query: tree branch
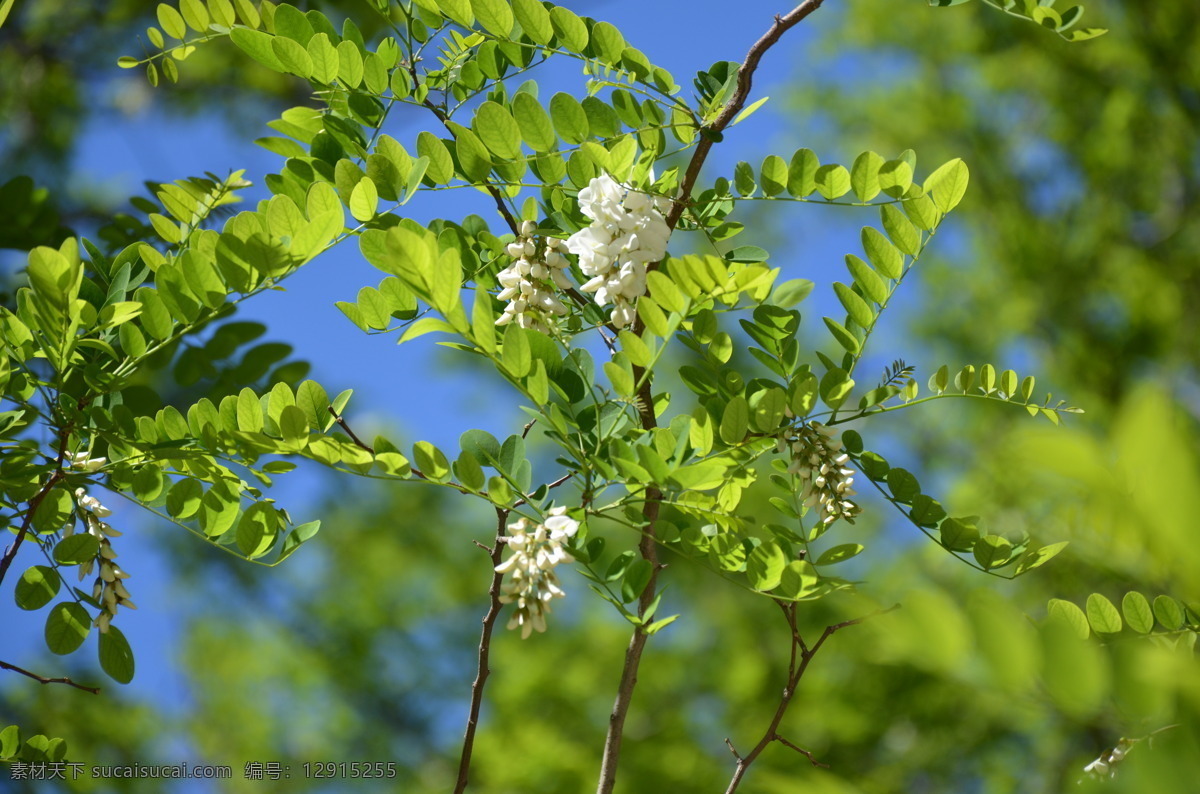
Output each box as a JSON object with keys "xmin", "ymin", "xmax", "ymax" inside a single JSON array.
[
  {"xmin": 664, "ymin": 0, "xmax": 827, "ymax": 233},
  {"xmin": 597, "ymin": 6, "xmax": 827, "ymax": 792},
  {"xmin": 0, "ymin": 659, "xmax": 101, "ymax": 695},
  {"xmin": 454, "ymin": 507, "xmax": 510, "ymax": 794},
  {"xmin": 724, "ymin": 603, "xmax": 898, "ymax": 793},
  {"xmin": 327, "ymin": 405, "xmax": 376, "ymax": 455}
]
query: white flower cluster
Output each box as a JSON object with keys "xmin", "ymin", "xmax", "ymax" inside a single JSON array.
[
  {"xmin": 495, "ymin": 219, "xmax": 572, "ymax": 334},
  {"xmin": 779, "ymin": 422, "xmax": 860, "ymax": 527},
  {"xmin": 566, "ymin": 174, "xmax": 672, "ymax": 329},
  {"xmin": 494, "ymin": 506, "xmax": 580, "ymax": 639},
  {"xmin": 1081, "ymin": 740, "xmax": 1131, "ymax": 781},
  {"xmin": 70, "ymin": 476, "xmax": 135, "ymax": 633}
]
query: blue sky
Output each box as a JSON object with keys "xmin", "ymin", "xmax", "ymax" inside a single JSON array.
[{"xmin": 3, "ymin": 0, "xmax": 952, "ymax": 749}]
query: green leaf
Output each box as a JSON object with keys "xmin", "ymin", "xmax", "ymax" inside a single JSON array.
[
  {"xmin": 589, "ymin": 20, "xmax": 624, "ymax": 66},
  {"xmin": 236, "ymin": 387, "xmax": 264, "ymax": 432},
  {"xmin": 880, "ymin": 203, "xmax": 920, "ymax": 255},
  {"xmin": 749, "ymin": 387, "xmax": 787, "ymax": 432},
  {"xmin": 1121, "ymin": 591, "xmax": 1154, "ymax": 634},
  {"xmin": 924, "ymin": 158, "xmax": 969, "ymax": 212},
  {"xmin": 777, "ymin": 559, "xmax": 820, "ymax": 600},
  {"xmin": 1013, "ymin": 540, "xmax": 1068, "ymax": 574},
  {"xmin": 180, "ymin": 0, "xmax": 210, "ymax": 31},
  {"xmin": 511, "ymin": 92, "xmax": 557, "ymax": 153},
  {"xmin": 771, "ymin": 278, "xmax": 814, "ymax": 308},
  {"xmin": 747, "ymin": 541, "xmax": 787, "ymax": 591},
  {"xmin": 733, "ymin": 161, "xmax": 757, "ymax": 197},
  {"xmin": 1085, "ymin": 593, "xmax": 1122, "ymax": 635},
  {"xmin": 549, "ymin": 92, "xmax": 589, "ymax": 145},
  {"xmin": 814, "ymin": 163, "xmax": 851, "ymax": 199},
  {"xmin": 549, "ymin": 6, "xmax": 588, "ymax": 52},
  {"xmin": 307, "ymin": 33, "xmax": 339, "ymax": 83},
  {"xmin": 470, "ymin": 0, "xmax": 513, "ymax": 36},
  {"xmin": 98, "ymin": 625, "xmax": 135, "ymax": 683},
  {"xmin": 44, "ymin": 602, "xmax": 91, "ymax": 655},
  {"xmin": 412, "ymin": 131, "xmax": 451, "ymax": 184},
  {"xmin": 886, "ymin": 467, "xmax": 920, "ymax": 504},
  {"xmin": 850, "ymin": 150, "xmax": 883, "ymax": 201},
  {"xmin": 719, "ymin": 396, "xmax": 749, "ymax": 445},
  {"xmin": 349, "ymin": 176, "xmax": 379, "ymax": 222},
  {"xmin": 156, "ymin": 3, "xmax": 187, "ymax": 40},
  {"xmin": 512, "ymin": 0, "xmax": 552, "ymax": 44},
  {"xmin": 878, "ymin": 158, "xmax": 914, "ymax": 198},
  {"xmin": 733, "ymin": 96, "xmax": 769, "ymax": 125},
  {"xmin": 1, "ymin": 724, "xmax": 19, "ymax": 758},
  {"xmin": 1153, "ymin": 595, "xmax": 1185, "ymax": 630},
  {"xmin": 760, "ymin": 154, "xmax": 788, "ymax": 197},
  {"xmin": 502, "ymin": 322, "xmax": 530, "ymax": 377},
  {"xmin": 1047, "ymin": 598, "xmax": 1091, "ymax": 640},
  {"xmin": 236, "ymin": 503, "xmax": 278, "ymax": 558},
  {"xmin": 787, "ymin": 148, "xmax": 819, "ymax": 197},
  {"xmin": 32, "ymin": 487, "xmax": 73, "ymax": 534},
  {"xmin": 845, "ymin": 255, "xmax": 887, "ymax": 304},
  {"xmin": 473, "ymin": 101, "xmax": 522, "ymax": 160},
  {"xmin": 230, "ymin": 28, "xmax": 284, "ymax": 72},
  {"xmin": 54, "ymin": 534, "xmax": 99, "ymax": 566},
  {"xmin": 973, "ymin": 535, "xmax": 1012, "ymax": 569},
  {"xmin": 166, "ymin": 478, "xmax": 204, "ymax": 519},
  {"xmin": 337, "ymin": 39, "xmax": 363, "ymax": 87},
  {"xmin": 833, "ymin": 282, "xmax": 874, "ymax": 328},
  {"xmin": 270, "ymin": 36, "xmax": 312, "ymax": 77},
  {"xmin": 413, "ymin": 440, "xmax": 451, "ymax": 482},
  {"xmin": 861, "ymin": 227, "xmax": 903, "ymax": 279},
  {"xmin": 454, "ymin": 449, "xmax": 486, "ymax": 491},
  {"xmin": 818, "ymin": 368, "xmax": 854, "ymax": 409},
  {"xmin": 816, "ymin": 543, "xmax": 864, "ymax": 565},
  {"xmin": 436, "ymin": 0, "xmax": 474, "ymax": 27},
  {"xmin": 15, "ymin": 566, "xmax": 61, "ymax": 611}
]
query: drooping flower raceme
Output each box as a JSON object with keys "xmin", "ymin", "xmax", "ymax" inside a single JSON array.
[
  {"xmin": 71, "ymin": 484, "xmax": 134, "ymax": 633},
  {"xmin": 779, "ymin": 421, "xmax": 861, "ymax": 527},
  {"xmin": 494, "ymin": 219, "xmax": 572, "ymax": 334},
  {"xmin": 566, "ymin": 174, "xmax": 672, "ymax": 329},
  {"xmin": 494, "ymin": 506, "xmax": 580, "ymax": 638}
]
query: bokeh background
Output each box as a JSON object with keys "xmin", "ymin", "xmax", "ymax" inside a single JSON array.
[{"xmin": 2, "ymin": 0, "xmax": 1199, "ymax": 791}]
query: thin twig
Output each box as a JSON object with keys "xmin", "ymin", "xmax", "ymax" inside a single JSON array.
[
  {"xmin": 0, "ymin": 660, "xmax": 101, "ymax": 695},
  {"xmin": 663, "ymin": 0, "xmax": 827, "ymax": 233},
  {"xmin": 327, "ymin": 405, "xmax": 376, "ymax": 456},
  {"xmin": 724, "ymin": 603, "xmax": 899, "ymax": 793},
  {"xmin": 596, "ymin": 5, "xmax": 827, "ymax": 792},
  {"xmin": 454, "ymin": 507, "xmax": 510, "ymax": 794},
  {"xmin": 775, "ymin": 735, "xmax": 829, "ymax": 767},
  {"xmin": 0, "ymin": 413, "xmax": 75, "ymax": 589},
  {"xmin": 408, "ymin": 62, "xmax": 520, "ymax": 235}
]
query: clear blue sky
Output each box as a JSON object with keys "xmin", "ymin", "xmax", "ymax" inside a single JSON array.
[{"xmin": 4, "ymin": 0, "xmax": 947, "ymax": 754}]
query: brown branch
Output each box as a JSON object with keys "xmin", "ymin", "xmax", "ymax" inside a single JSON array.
[
  {"xmin": 0, "ymin": 472, "xmax": 60, "ymax": 588},
  {"xmin": 0, "ymin": 410, "xmax": 76, "ymax": 588},
  {"xmin": 664, "ymin": 0, "xmax": 827, "ymax": 234},
  {"xmin": 775, "ymin": 735, "xmax": 829, "ymax": 768},
  {"xmin": 408, "ymin": 61, "xmax": 519, "ymax": 235},
  {"xmin": 0, "ymin": 659, "xmax": 101, "ymax": 695},
  {"xmin": 596, "ymin": 6, "xmax": 827, "ymax": 793},
  {"xmin": 327, "ymin": 405, "xmax": 376, "ymax": 455},
  {"xmin": 454, "ymin": 507, "xmax": 510, "ymax": 794},
  {"xmin": 724, "ymin": 603, "xmax": 898, "ymax": 793}
]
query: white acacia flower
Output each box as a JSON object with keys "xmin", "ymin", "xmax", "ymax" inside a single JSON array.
[
  {"xmin": 781, "ymin": 422, "xmax": 861, "ymax": 527},
  {"xmin": 495, "ymin": 222, "xmax": 571, "ymax": 334},
  {"xmin": 69, "ymin": 453, "xmax": 107, "ymax": 472},
  {"xmin": 566, "ymin": 174, "xmax": 672, "ymax": 329},
  {"xmin": 73, "ymin": 485, "xmax": 134, "ymax": 631},
  {"xmin": 495, "ymin": 507, "xmax": 581, "ymax": 639}
]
